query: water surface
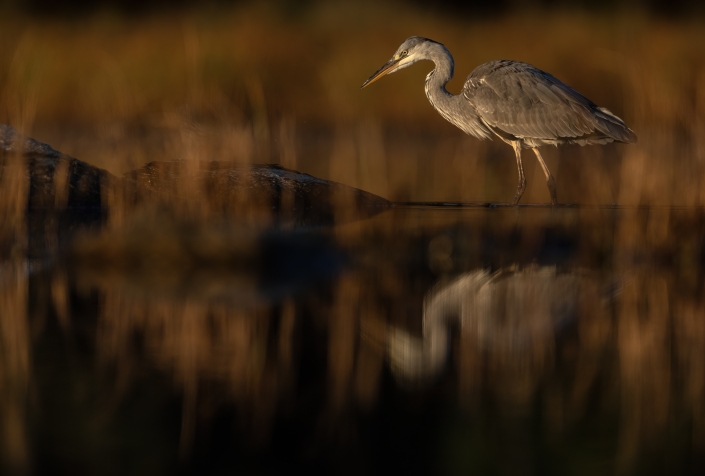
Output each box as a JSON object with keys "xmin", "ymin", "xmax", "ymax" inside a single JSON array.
[{"xmin": 2, "ymin": 204, "xmax": 704, "ymax": 475}]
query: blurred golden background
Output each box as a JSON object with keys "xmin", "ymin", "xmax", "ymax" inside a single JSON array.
[
  {"xmin": 1, "ymin": 0, "xmax": 704, "ymax": 204},
  {"xmin": 2, "ymin": 1, "xmax": 705, "ymax": 475}
]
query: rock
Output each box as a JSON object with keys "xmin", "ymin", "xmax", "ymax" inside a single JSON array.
[
  {"xmin": 0, "ymin": 124, "xmax": 391, "ymax": 229},
  {"xmin": 0, "ymin": 124, "xmax": 112, "ymax": 213},
  {"xmin": 0, "ymin": 124, "xmax": 62, "ymax": 157},
  {"xmin": 124, "ymin": 160, "xmax": 391, "ymax": 226}
]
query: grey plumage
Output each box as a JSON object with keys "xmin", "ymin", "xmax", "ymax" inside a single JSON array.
[{"xmin": 361, "ymin": 36, "xmax": 637, "ymax": 205}]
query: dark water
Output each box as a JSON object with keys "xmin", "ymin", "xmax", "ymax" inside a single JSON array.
[{"xmin": 3, "ymin": 205, "xmax": 705, "ymax": 475}]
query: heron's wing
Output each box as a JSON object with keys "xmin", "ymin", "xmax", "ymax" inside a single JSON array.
[{"xmin": 462, "ymin": 60, "xmax": 636, "ymax": 144}]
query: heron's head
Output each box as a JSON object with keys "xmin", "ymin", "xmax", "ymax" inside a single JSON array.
[{"xmin": 361, "ymin": 37, "xmax": 445, "ymax": 88}]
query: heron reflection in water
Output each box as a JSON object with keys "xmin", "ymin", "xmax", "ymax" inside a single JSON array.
[
  {"xmin": 387, "ymin": 267, "xmax": 604, "ymax": 382},
  {"xmin": 362, "ymin": 37, "xmax": 637, "ymax": 205}
]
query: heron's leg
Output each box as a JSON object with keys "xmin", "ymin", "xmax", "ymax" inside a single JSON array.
[
  {"xmin": 511, "ymin": 141, "xmax": 526, "ymax": 205},
  {"xmin": 532, "ymin": 148, "xmax": 557, "ymax": 205}
]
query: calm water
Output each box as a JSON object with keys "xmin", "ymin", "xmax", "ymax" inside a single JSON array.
[{"xmin": 2, "ymin": 205, "xmax": 705, "ymax": 475}]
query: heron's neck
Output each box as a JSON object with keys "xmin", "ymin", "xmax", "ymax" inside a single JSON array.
[
  {"xmin": 423, "ymin": 48, "xmax": 484, "ymax": 137},
  {"xmin": 423, "ymin": 46, "xmax": 454, "ymax": 98}
]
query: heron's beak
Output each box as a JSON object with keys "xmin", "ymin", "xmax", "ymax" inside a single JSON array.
[{"xmin": 361, "ymin": 57, "xmax": 402, "ymax": 89}]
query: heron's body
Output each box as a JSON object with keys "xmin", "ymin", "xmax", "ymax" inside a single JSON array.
[{"xmin": 361, "ymin": 37, "xmax": 637, "ymax": 205}]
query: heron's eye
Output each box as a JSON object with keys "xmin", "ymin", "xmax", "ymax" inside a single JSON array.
[{"xmin": 400, "ymin": 50, "xmax": 408, "ymax": 57}]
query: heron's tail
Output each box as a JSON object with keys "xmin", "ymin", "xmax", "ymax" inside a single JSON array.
[{"xmin": 594, "ymin": 107, "xmax": 638, "ymax": 143}]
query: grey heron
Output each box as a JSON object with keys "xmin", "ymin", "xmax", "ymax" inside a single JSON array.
[{"xmin": 361, "ymin": 36, "xmax": 637, "ymax": 205}]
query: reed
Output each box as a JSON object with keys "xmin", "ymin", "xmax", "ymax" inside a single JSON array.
[
  {"xmin": 1, "ymin": 3, "xmax": 705, "ymax": 473},
  {"xmin": 0, "ymin": 3, "xmax": 701, "ymax": 204}
]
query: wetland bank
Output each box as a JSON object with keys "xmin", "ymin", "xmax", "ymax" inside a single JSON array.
[{"xmin": 2, "ymin": 1, "xmax": 705, "ymax": 474}]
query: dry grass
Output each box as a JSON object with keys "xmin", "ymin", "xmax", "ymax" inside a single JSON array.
[
  {"xmin": 0, "ymin": 2, "xmax": 703, "ymax": 204},
  {"xmin": 2, "ymin": 2, "xmax": 705, "ymax": 473}
]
